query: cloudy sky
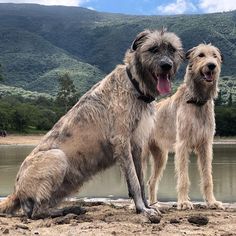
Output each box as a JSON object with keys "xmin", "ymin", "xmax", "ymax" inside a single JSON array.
[{"xmin": 0, "ymin": 0, "xmax": 235, "ymax": 15}]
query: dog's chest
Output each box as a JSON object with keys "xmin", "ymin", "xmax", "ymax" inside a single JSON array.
[
  {"xmin": 177, "ymin": 104, "xmax": 215, "ymax": 146},
  {"xmin": 133, "ymin": 107, "xmax": 156, "ymax": 147}
]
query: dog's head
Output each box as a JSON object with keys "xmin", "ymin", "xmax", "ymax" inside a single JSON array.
[
  {"xmin": 126, "ymin": 29, "xmax": 184, "ymax": 97},
  {"xmin": 185, "ymin": 44, "xmax": 223, "ymax": 85}
]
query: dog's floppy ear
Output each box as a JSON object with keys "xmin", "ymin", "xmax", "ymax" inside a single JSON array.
[
  {"xmin": 217, "ymin": 48, "xmax": 224, "ymax": 62},
  {"xmin": 185, "ymin": 47, "xmax": 196, "ymax": 60},
  {"xmin": 131, "ymin": 30, "xmax": 151, "ymax": 51}
]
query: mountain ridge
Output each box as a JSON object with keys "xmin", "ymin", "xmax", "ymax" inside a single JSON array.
[{"xmin": 0, "ymin": 3, "xmax": 235, "ymax": 102}]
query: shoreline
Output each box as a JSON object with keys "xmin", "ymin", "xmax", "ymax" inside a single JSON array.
[{"xmin": 0, "ymin": 134, "xmax": 236, "ymax": 146}]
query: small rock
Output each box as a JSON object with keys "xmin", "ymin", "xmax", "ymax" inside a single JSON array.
[
  {"xmin": 20, "ymin": 217, "xmax": 31, "ymax": 224},
  {"xmin": 149, "ymin": 214, "xmax": 161, "ymax": 224},
  {"xmin": 44, "ymin": 222, "xmax": 52, "ymax": 228},
  {"xmin": 170, "ymin": 218, "xmax": 180, "ymax": 224},
  {"xmin": 70, "ymin": 222, "xmax": 78, "ymax": 226},
  {"xmin": 15, "ymin": 224, "xmax": 29, "ymax": 230},
  {"xmin": 2, "ymin": 228, "xmax": 9, "ymax": 234},
  {"xmin": 188, "ymin": 215, "xmax": 209, "ymax": 225},
  {"xmin": 1, "ymin": 222, "xmax": 8, "ymax": 226},
  {"xmin": 53, "ymin": 216, "xmax": 71, "ymax": 225}
]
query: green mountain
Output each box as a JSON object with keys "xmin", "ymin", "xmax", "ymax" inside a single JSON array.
[{"xmin": 0, "ymin": 3, "xmax": 235, "ymax": 102}]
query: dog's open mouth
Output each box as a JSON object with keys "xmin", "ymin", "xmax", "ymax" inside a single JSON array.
[
  {"xmin": 153, "ymin": 74, "xmax": 171, "ymax": 95},
  {"xmin": 201, "ymin": 71, "xmax": 214, "ymax": 83}
]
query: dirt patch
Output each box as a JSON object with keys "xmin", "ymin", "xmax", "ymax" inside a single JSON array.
[
  {"xmin": 0, "ymin": 135, "xmax": 43, "ymax": 145},
  {"xmin": 1, "ymin": 135, "xmax": 236, "ymax": 146},
  {"xmin": 0, "ymin": 200, "xmax": 235, "ymax": 236}
]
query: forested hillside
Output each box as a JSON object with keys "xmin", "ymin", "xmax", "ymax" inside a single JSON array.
[{"xmin": 0, "ymin": 3, "xmax": 235, "ymax": 102}]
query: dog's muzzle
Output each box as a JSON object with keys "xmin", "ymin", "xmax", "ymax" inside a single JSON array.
[{"xmin": 159, "ymin": 56, "xmax": 173, "ymax": 72}]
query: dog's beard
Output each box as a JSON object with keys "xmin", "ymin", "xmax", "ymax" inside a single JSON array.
[
  {"xmin": 188, "ymin": 72, "xmax": 218, "ymax": 101},
  {"xmin": 134, "ymin": 56, "xmax": 175, "ymax": 97}
]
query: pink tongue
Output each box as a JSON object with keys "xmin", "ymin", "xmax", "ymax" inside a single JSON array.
[
  {"xmin": 204, "ymin": 73, "xmax": 213, "ymax": 81},
  {"xmin": 157, "ymin": 75, "xmax": 171, "ymax": 95}
]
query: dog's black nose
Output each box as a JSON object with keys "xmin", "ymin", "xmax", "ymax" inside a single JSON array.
[
  {"xmin": 160, "ymin": 61, "xmax": 172, "ymax": 71},
  {"xmin": 207, "ymin": 63, "xmax": 216, "ymax": 71}
]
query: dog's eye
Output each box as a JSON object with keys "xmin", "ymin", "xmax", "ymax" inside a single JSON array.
[
  {"xmin": 148, "ymin": 46, "xmax": 159, "ymax": 53},
  {"xmin": 168, "ymin": 44, "xmax": 176, "ymax": 53},
  {"xmin": 198, "ymin": 53, "xmax": 205, "ymax": 58},
  {"xmin": 213, "ymin": 53, "xmax": 217, "ymax": 58}
]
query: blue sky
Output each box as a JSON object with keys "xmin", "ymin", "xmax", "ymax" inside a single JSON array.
[{"xmin": 0, "ymin": 0, "xmax": 235, "ymax": 15}]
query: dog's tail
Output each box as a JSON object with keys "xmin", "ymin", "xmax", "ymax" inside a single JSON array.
[{"xmin": 0, "ymin": 193, "xmax": 20, "ymax": 214}]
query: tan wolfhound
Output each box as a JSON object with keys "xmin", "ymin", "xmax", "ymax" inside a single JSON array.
[
  {"xmin": 147, "ymin": 44, "xmax": 224, "ymax": 210},
  {"xmin": 0, "ymin": 29, "xmax": 183, "ymax": 220}
]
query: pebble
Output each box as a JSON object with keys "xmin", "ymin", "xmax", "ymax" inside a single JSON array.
[
  {"xmin": 15, "ymin": 224, "xmax": 29, "ymax": 230},
  {"xmin": 2, "ymin": 228, "xmax": 9, "ymax": 234},
  {"xmin": 170, "ymin": 218, "xmax": 180, "ymax": 224},
  {"xmin": 188, "ymin": 215, "xmax": 209, "ymax": 225},
  {"xmin": 149, "ymin": 215, "xmax": 161, "ymax": 224}
]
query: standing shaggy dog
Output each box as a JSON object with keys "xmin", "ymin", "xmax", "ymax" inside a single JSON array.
[
  {"xmin": 147, "ymin": 44, "xmax": 223, "ymax": 210},
  {"xmin": 0, "ymin": 29, "xmax": 183, "ymax": 220}
]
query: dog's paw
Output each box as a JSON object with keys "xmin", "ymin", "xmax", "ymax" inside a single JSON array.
[
  {"xmin": 149, "ymin": 201, "xmax": 160, "ymax": 208},
  {"xmin": 207, "ymin": 201, "xmax": 224, "ymax": 210},
  {"xmin": 177, "ymin": 201, "xmax": 194, "ymax": 210},
  {"xmin": 143, "ymin": 207, "xmax": 161, "ymax": 223}
]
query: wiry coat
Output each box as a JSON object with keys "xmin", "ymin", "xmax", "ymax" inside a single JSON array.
[
  {"xmin": 147, "ymin": 44, "xmax": 224, "ymax": 210},
  {"xmin": 0, "ymin": 30, "xmax": 183, "ymax": 220}
]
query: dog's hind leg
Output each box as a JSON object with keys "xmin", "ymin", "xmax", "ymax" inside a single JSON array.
[
  {"xmin": 175, "ymin": 141, "xmax": 193, "ymax": 210},
  {"xmin": 21, "ymin": 198, "xmax": 38, "ymax": 219},
  {"xmin": 196, "ymin": 143, "xmax": 224, "ymax": 209},
  {"xmin": 147, "ymin": 142, "xmax": 168, "ymax": 205},
  {"xmin": 16, "ymin": 149, "xmax": 69, "ymax": 218}
]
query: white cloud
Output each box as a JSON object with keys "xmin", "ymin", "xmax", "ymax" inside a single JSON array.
[
  {"xmin": 87, "ymin": 6, "xmax": 95, "ymax": 10},
  {"xmin": 0, "ymin": 0, "xmax": 90, "ymax": 6},
  {"xmin": 157, "ymin": 0, "xmax": 197, "ymax": 15},
  {"xmin": 199, "ymin": 0, "xmax": 236, "ymax": 13}
]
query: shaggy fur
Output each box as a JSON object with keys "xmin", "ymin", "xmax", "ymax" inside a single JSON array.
[
  {"xmin": 0, "ymin": 29, "xmax": 183, "ymax": 219},
  {"xmin": 146, "ymin": 44, "xmax": 224, "ymax": 210}
]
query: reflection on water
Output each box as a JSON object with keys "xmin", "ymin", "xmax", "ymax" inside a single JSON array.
[{"xmin": 0, "ymin": 144, "xmax": 235, "ymax": 202}]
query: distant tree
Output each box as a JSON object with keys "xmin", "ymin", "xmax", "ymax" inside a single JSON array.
[
  {"xmin": 0, "ymin": 109, "xmax": 10, "ymax": 130},
  {"xmin": 36, "ymin": 109, "xmax": 57, "ymax": 130},
  {"xmin": 215, "ymin": 107, "xmax": 236, "ymax": 136},
  {"xmin": 228, "ymin": 92, "xmax": 233, "ymax": 107},
  {"xmin": 0, "ymin": 64, "xmax": 4, "ymax": 81},
  {"xmin": 12, "ymin": 105, "xmax": 31, "ymax": 131},
  {"xmin": 215, "ymin": 90, "xmax": 222, "ymax": 106},
  {"xmin": 56, "ymin": 73, "xmax": 79, "ymax": 112}
]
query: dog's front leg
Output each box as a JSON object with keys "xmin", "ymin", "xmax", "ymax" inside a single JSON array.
[
  {"xmin": 112, "ymin": 135, "xmax": 160, "ymax": 221},
  {"xmin": 196, "ymin": 143, "xmax": 224, "ymax": 209},
  {"xmin": 175, "ymin": 141, "xmax": 193, "ymax": 210},
  {"xmin": 131, "ymin": 144, "xmax": 149, "ymax": 208}
]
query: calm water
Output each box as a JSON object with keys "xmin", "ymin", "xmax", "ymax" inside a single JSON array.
[{"xmin": 0, "ymin": 144, "xmax": 235, "ymax": 202}]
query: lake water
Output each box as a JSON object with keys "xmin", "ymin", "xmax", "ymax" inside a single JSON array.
[{"xmin": 0, "ymin": 144, "xmax": 235, "ymax": 202}]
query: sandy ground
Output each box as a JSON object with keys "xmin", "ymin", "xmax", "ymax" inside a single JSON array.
[
  {"xmin": 0, "ymin": 135, "xmax": 44, "ymax": 145},
  {"xmin": 0, "ymin": 200, "xmax": 235, "ymax": 236},
  {"xmin": 0, "ymin": 134, "xmax": 236, "ymax": 146}
]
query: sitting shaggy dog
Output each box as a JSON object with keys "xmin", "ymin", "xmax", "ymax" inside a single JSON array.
[{"xmin": 0, "ymin": 29, "xmax": 183, "ymax": 220}]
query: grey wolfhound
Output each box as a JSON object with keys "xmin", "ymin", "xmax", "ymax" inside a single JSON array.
[
  {"xmin": 146, "ymin": 44, "xmax": 223, "ymax": 210},
  {"xmin": 0, "ymin": 29, "xmax": 183, "ymax": 220}
]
